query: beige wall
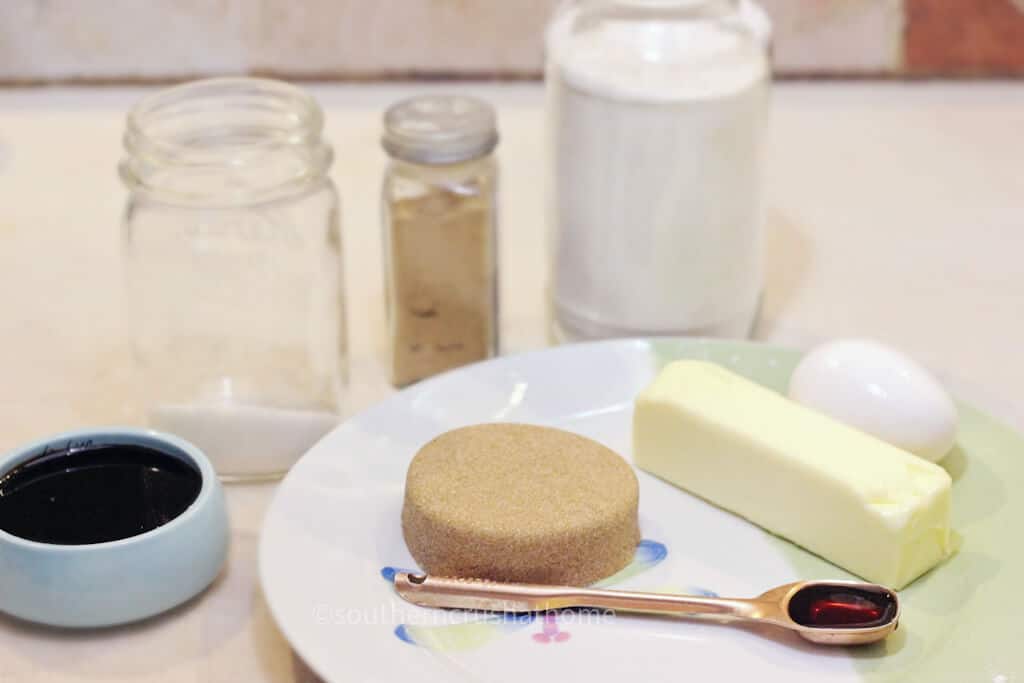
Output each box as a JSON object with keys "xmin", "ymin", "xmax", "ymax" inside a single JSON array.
[{"xmin": 2, "ymin": 0, "xmax": 1022, "ymax": 83}]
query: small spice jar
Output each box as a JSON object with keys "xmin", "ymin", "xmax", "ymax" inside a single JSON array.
[
  {"xmin": 381, "ymin": 95, "xmax": 499, "ymax": 387},
  {"xmin": 119, "ymin": 78, "xmax": 346, "ymax": 482}
]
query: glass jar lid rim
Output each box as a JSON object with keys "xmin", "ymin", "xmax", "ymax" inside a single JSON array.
[
  {"xmin": 120, "ymin": 77, "xmax": 333, "ymax": 205},
  {"xmin": 125, "ymin": 77, "xmax": 326, "ymax": 158},
  {"xmin": 382, "ymin": 94, "xmax": 498, "ymax": 164}
]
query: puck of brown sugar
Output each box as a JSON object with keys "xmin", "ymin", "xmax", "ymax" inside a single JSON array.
[{"xmin": 401, "ymin": 423, "xmax": 640, "ymax": 585}]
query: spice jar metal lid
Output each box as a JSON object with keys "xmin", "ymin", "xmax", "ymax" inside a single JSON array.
[{"xmin": 382, "ymin": 95, "xmax": 498, "ymax": 165}]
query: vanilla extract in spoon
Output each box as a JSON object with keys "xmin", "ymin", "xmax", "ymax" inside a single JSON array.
[
  {"xmin": 787, "ymin": 583, "xmax": 897, "ymax": 629},
  {"xmin": 394, "ymin": 574, "xmax": 901, "ymax": 646}
]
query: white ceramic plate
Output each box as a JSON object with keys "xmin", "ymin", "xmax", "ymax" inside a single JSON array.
[{"xmin": 260, "ymin": 339, "xmax": 1024, "ymax": 682}]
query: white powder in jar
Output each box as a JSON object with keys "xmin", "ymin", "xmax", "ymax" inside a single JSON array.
[
  {"xmin": 547, "ymin": 9, "xmax": 770, "ymax": 339},
  {"xmin": 151, "ymin": 402, "xmax": 338, "ymax": 481}
]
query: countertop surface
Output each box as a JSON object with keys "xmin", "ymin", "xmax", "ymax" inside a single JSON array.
[{"xmin": 1, "ymin": 81, "xmax": 1022, "ymax": 682}]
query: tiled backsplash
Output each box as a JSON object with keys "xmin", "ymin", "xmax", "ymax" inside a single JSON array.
[
  {"xmin": 3, "ymin": 0, "xmax": 1023, "ymax": 82},
  {"xmin": 905, "ymin": 0, "xmax": 1024, "ymax": 75}
]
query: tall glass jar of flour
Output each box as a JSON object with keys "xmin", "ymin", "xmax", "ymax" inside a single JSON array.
[
  {"xmin": 120, "ymin": 78, "xmax": 346, "ymax": 481},
  {"xmin": 546, "ymin": 0, "xmax": 771, "ymax": 341}
]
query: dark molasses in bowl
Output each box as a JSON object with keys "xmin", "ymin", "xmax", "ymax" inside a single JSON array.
[{"xmin": 0, "ymin": 428, "xmax": 228, "ymax": 628}]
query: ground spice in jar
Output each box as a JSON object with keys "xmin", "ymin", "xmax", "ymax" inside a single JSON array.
[
  {"xmin": 388, "ymin": 184, "xmax": 495, "ymax": 386},
  {"xmin": 381, "ymin": 95, "xmax": 499, "ymax": 387}
]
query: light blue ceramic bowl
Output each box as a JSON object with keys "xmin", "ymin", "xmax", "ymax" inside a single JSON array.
[{"xmin": 0, "ymin": 427, "xmax": 229, "ymax": 628}]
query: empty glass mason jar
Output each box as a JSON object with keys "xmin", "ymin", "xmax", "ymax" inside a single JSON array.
[
  {"xmin": 119, "ymin": 78, "xmax": 346, "ymax": 482},
  {"xmin": 546, "ymin": 0, "xmax": 772, "ymax": 342}
]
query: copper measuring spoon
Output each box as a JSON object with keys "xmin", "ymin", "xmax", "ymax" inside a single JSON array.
[{"xmin": 394, "ymin": 573, "xmax": 900, "ymax": 646}]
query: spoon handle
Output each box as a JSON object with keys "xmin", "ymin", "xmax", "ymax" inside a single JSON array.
[{"xmin": 393, "ymin": 573, "xmax": 763, "ymax": 621}]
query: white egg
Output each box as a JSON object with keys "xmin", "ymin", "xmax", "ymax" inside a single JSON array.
[{"xmin": 788, "ymin": 339, "xmax": 958, "ymax": 462}]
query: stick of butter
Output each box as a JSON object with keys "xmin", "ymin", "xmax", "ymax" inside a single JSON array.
[{"xmin": 633, "ymin": 360, "xmax": 955, "ymax": 589}]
